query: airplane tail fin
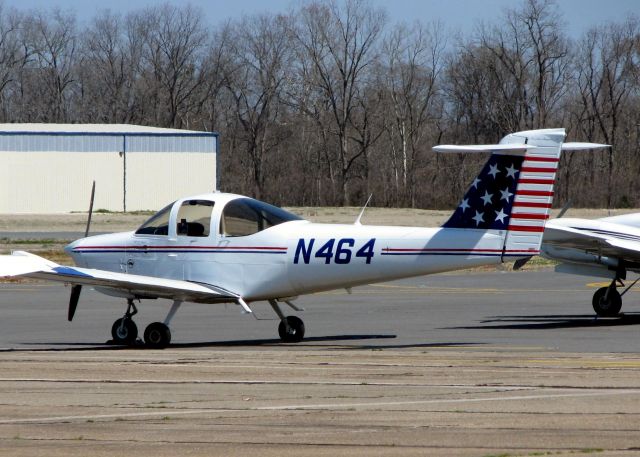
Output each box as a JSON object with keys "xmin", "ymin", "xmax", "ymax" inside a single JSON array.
[{"xmin": 435, "ymin": 128, "xmax": 608, "ymax": 259}]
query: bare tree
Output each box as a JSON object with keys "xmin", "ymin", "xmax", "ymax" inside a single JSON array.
[
  {"xmin": 380, "ymin": 21, "xmax": 445, "ymax": 207},
  {"xmin": 19, "ymin": 9, "xmax": 78, "ymax": 122},
  {"xmin": 79, "ymin": 10, "xmax": 140, "ymax": 123},
  {"xmin": 518, "ymin": 0, "xmax": 569, "ymax": 127},
  {"xmin": 471, "ymin": 0, "xmax": 569, "ymax": 131},
  {"xmin": 292, "ymin": 0, "xmax": 386, "ymax": 205},
  {"xmin": 130, "ymin": 4, "xmax": 209, "ymax": 128},
  {"xmin": 222, "ymin": 14, "xmax": 293, "ymax": 200},
  {"xmin": 0, "ymin": 4, "xmax": 27, "ymax": 121},
  {"xmin": 571, "ymin": 17, "xmax": 640, "ymax": 207}
]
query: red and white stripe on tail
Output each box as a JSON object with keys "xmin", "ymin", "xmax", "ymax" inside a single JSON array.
[{"xmin": 501, "ymin": 129, "xmax": 564, "ymax": 255}]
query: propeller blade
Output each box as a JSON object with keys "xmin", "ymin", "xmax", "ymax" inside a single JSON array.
[
  {"xmin": 556, "ymin": 199, "xmax": 572, "ymax": 219},
  {"xmin": 513, "ymin": 256, "xmax": 533, "ymax": 271},
  {"xmin": 68, "ymin": 285, "xmax": 82, "ymax": 321},
  {"xmin": 69, "ymin": 182, "xmax": 94, "ymax": 321},
  {"xmin": 85, "ymin": 180, "xmax": 96, "ymax": 238}
]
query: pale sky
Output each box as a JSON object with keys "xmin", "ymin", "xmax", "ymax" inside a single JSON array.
[{"xmin": 3, "ymin": 0, "xmax": 639, "ymax": 38}]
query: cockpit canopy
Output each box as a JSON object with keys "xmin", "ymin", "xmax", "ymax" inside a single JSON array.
[
  {"xmin": 219, "ymin": 198, "xmax": 302, "ymax": 237},
  {"xmin": 135, "ymin": 195, "xmax": 302, "ymax": 238}
]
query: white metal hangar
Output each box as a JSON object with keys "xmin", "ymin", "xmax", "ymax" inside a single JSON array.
[{"xmin": 0, "ymin": 124, "xmax": 218, "ymax": 213}]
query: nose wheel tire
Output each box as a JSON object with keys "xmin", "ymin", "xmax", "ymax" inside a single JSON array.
[
  {"xmin": 278, "ymin": 316, "xmax": 305, "ymax": 343},
  {"xmin": 111, "ymin": 318, "xmax": 138, "ymax": 345},
  {"xmin": 592, "ymin": 287, "xmax": 622, "ymax": 317},
  {"xmin": 144, "ymin": 322, "xmax": 172, "ymax": 348}
]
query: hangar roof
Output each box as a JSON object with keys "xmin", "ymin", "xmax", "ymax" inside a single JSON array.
[{"xmin": 0, "ymin": 123, "xmax": 217, "ymax": 137}]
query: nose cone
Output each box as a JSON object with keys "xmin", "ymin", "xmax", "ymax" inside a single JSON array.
[
  {"xmin": 64, "ymin": 232, "xmax": 133, "ymax": 270},
  {"xmin": 65, "ymin": 238, "xmax": 81, "ymax": 254},
  {"xmin": 65, "ymin": 238, "xmax": 86, "ymax": 266}
]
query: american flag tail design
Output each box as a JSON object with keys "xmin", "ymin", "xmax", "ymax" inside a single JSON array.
[{"xmin": 435, "ymin": 128, "xmax": 609, "ymax": 261}]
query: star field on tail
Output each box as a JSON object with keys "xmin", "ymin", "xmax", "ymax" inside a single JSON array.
[{"xmin": 443, "ymin": 154, "xmax": 524, "ymax": 230}]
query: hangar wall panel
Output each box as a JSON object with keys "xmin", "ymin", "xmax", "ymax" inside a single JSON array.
[
  {"xmin": 1, "ymin": 152, "xmax": 123, "ymax": 213},
  {"xmin": 126, "ymin": 152, "xmax": 216, "ymax": 211}
]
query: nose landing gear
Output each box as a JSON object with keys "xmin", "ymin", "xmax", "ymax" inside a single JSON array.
[{"xmin": 111, "ymin": 299, "xmax": 139, "ymax": 345}]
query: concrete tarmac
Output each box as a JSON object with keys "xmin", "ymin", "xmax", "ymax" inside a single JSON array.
[{"xmin": 2, "ymin": 270, "xmax": 640, "ymax": 456}]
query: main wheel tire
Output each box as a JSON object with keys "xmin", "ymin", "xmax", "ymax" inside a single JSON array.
[
  {"xmin": 111, "ymin": 318, "xmax": 138, "ymax": 345},
  {"xmin": 592, "ymin": 287, "xmax": 622, "ymax": 317},
  {"xmin": 278, "ymin": 316, "xmax": 305, "ymax": 343},
  {"xmin": 144, "ymin": 322, "xmax": 171, "ymax": 349}
]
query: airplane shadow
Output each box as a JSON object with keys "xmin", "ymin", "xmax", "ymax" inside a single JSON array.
[
  {"xmin": 169, "ymin": 334, "xmax": 398, "ymax": 348},
  {"xmin": 447, "ymin": 313, "xmax": 640, "ymax": 330},
  {"xmin": 4, "ymin": 334, "xmax": 395, "ymax": 351},
  {"xmin": 3, "ymin": 335, "xmax": 486, "ymax": 351}
]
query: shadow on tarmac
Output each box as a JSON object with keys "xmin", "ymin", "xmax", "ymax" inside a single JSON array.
[
  {"xmin": 2, "ymin": 334, "xmax": 486, "ymax": 351},
  {"xmin": 448, "ymin": 313, "xmax": 640, "ymax": 330},
  {"xmin": 3, "ymin": 334, "xmax": 401, "ymax": 351}
]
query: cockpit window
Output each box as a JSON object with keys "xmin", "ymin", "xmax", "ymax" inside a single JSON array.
[
  {"xmin": 135, "ymin": 202, "xmax": 174, "ymax": 235},
  {"xmin": 220, "ymin": 198, "xmax": 302, "ymax": 237},
  {"xmin": 176, "ymin": 200, "xmax": 214, "ymax": 237}
]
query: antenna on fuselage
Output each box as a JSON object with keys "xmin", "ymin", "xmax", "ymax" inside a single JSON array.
[{"xmin": 354, "ymin": 194, "xmax": 373, "ymax": 226}]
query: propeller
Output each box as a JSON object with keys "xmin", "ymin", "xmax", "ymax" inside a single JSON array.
[
  {"xmin": 68, "ymin": 284, "xmax": 82, "ymax": 321},
  {"xmin": 68, "ymin": 181, "xmax": 95, "ymax": 322},
  {"xmin": 556, "ymin": 199, "xmax": 572, "ymax": 219},
  {"xmin": 84, "ymin": 180, "xmax": 95, "ymax": 238}
]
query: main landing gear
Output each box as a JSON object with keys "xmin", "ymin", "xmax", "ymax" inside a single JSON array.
[
  {"xmin": 110, "ymin": 299, "xmax": 182, "ymax": 348},
  {"xmin": 109, "ymin": 298, "xmax": 306, "ymax": 347},
  {"xmin": 592, "ymin": 276, "xmax": 640, "ymax": 317},
  {"xmin": 269, "ymin": 299, "xmax": 305, "ymax": 343}
]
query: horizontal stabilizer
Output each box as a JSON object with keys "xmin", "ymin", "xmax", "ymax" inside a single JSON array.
[
  {"xmin": 561, "ymin": 142, "xmax": 610, "ymax": 151},
  {"xmin": 433, "ymin": 144, "xmax": 533, "ymax": 153}
]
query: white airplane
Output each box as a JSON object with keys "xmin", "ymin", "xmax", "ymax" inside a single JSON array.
[
  {"xmin": 540, "ymin": 213, "xmax": 640, "ymax": 317},
  {"xmin": 0, "ymin": 128, "xmax": 606, "ymax": 347}
]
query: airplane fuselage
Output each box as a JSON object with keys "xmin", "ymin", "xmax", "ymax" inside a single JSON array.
[{"xmin": 67, "ymin": 217, "xmax": 524, "ymax": 302}]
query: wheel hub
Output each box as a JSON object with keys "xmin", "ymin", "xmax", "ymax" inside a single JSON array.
[
  {"xmin": 116, "ymin": 326, "xmax": 129, "ymax": 339},
  {"xmin": 148, "ymin": 330, "xmax": 161, "ymax": 344}
]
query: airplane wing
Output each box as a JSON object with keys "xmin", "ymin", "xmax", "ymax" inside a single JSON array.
[
  {"xmin": 0, "ymin": 251, "xmax": 239, "ymax": 304},
  {"xmin": 543, "ymin": 223, "xmax": 640, "ymax": 264}
]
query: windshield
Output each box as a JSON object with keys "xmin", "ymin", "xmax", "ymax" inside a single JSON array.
[
  {"xmin": 220, "ymin": 198, "xmax": 302, "ymax": 237},
  {"xmin": 135, "ymin": 202, "xmax": 174, "ymax": 235}
]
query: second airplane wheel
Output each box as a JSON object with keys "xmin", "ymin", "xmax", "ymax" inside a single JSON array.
[
  {"xmin": 144, "ymin": 322, "xmax": 172, "ymax": 348},
  {"xmin": 111, "ymin": 318, "xmax": 138, "ymax": 345},
  {"xmin": 278, "ymin": 316, "xmax": 305, "ymax": 343},
  {"xmin": 592, "ymin": 287, "xmax": 622, "ymax": 317}
]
